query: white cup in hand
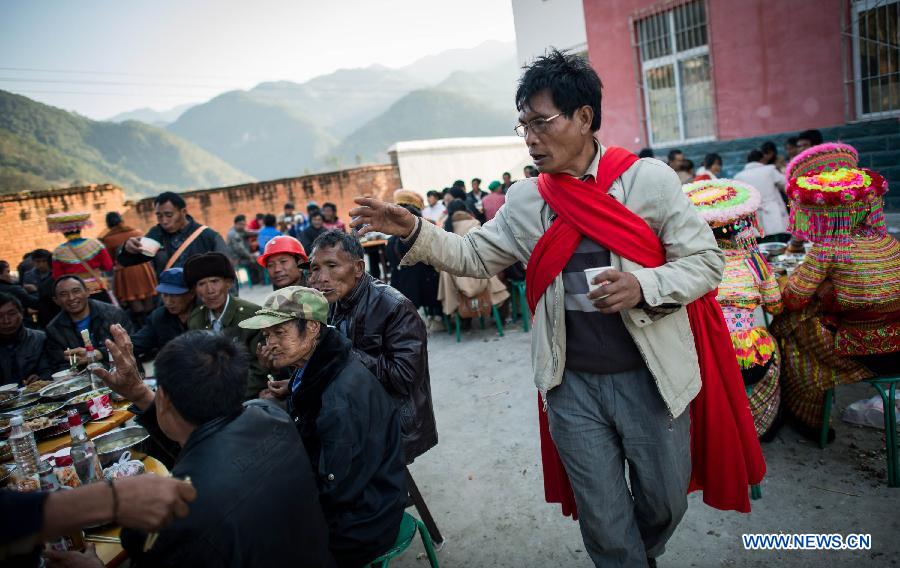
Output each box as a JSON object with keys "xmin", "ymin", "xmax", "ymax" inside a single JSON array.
[
  {"xmin": 140, "ymin": 237, "xmax": 161, "ymax": 257},
  {"xmin": 584, "ymin": 266, "xmax": 613, "ymax": 299}
]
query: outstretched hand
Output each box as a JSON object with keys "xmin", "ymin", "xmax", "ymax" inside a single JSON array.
[
  {"xmin": 348, "ymin": 197, "xmax": 417, "ymax": 238},
  {"xmin": 95, "ymin": 324, "xmax": 154, "ymax": 410}
]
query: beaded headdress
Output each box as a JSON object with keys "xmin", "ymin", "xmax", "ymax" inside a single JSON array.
[
  {"xmin": 46, "ymin": 212, "xmax": 93, "ymax": 233},
  {"xmin": 786, "ymin": 165, "xmax": 888, "ymax": 261},
  {"xmin": 682, "ymin": 179, "xmax": 762, "ymax": 251},
  {"xmin": 785, "ymin": 142, "xmax": 858, "ymax": 180}
]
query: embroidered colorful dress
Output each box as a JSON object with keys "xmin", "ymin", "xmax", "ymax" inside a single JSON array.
[
  {"xmin": 683, "ymin": 179, "xmax": 784, "ymax": 438},
  {"xmin": 47, "ymin": 212, "xmax": 113, "ymax": 297},
  {"xmin": 770, "ymin": 144, "xmax": 900, "ymax": 430}
]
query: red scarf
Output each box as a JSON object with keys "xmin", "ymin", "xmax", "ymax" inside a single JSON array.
[{"xmin": 526, "ymin": 147, "xmax": 766, "ymax": 515}]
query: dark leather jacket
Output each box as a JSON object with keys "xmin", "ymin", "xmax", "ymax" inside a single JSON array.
[
  {"xmin": 0, "ymin": 327, "xmax": 52, "ymax": 386},
  {"xmin": 290, "ymin": 327, "xmax": 406, "ymax": 567},
  {"xmin": 44, "ymin": 300, "xmax": 135, "ymax": 372},
  {"xmin": 126, "ymin": 400, "xmax": 335, "ymax": 568},
  {"xmin": 329, "ymin": 274, "xmax": 438, "ymax": 462},
  {"xmin": 117, "ymin": 216, "xmax": 231, "ymax": 276}
]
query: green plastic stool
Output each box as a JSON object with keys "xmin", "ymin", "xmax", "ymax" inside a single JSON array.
[
  {"xmin": 453, "ymin": 307, "xmax": 504, "ymax": 343},
  {"xmin": 366, "ymin": 512, "xmax": 439, "ymax": 567},
  {"xmin": 509, "ymin": 280, "xmax": 530, "ymax": 332},
  {"xmin": 820, "ymin": 375, "xmax": 900, "ymax": 487}
]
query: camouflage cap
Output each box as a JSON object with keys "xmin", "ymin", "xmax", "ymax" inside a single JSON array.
[{"xmin": 238, "ymin": 286, "xmax": 329, "ymax": 330}]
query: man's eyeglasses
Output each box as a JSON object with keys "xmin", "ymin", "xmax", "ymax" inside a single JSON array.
[{"xmin": 514, "ymin": 113, "xmax": 562, "ymax": 137}]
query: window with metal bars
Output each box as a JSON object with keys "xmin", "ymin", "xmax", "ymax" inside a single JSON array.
[
  {"xmin": 852, "ymin": 0, "xmax": 900, "ymax": 117},
  {"xmin": 635, "ymin": 0, "xmax": 715, "ymax": 145}
]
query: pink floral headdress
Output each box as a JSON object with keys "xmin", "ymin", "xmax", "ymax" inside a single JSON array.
[{"xmin": 785, "ymin": 142, "xmax": 858, "ymax": 180}]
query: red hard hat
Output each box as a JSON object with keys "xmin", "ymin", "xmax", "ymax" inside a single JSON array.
[{"xmin": 257, "ymin": 235, "xmax": 309, "ymax": 268}]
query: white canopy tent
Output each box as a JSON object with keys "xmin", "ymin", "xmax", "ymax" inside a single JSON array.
[{"xmin": 388, "ymin": 136, "xmax": 532, "ymax": 195}]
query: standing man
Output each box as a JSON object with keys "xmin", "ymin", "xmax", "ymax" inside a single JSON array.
[
  {"xmin": 227, "ymin": 214, "xmax": 261, "ymax": 285},
  {"xmin": 131, "ymin": 268, "xmax": 196, "ymax": 362},
  {"xmin": 0, "ymin": 293, "xmax": 51, "ymax": 387},
  {"xmin": 421, "ymin": 191, "xmax": 447, "ymax": 225},
  {"xmin": 350, "ymin": 50, "xmax": 763, "ymax": 567},
  {"xmin": 183, "ymin": 253, "xmax": 266, "ymax": 400},
  {"xmin": 21, "ymin": 249, "xmax": 52, "ymax": 294},
  {"xmin": 44, "ymin": 276, "xmax": 134, "ymax": 372},
  {"xmin": 118, "ymin": 192, "xmax": 231, "ymax": 276},
  {"xmin": 734, "ymin": 149, "xmax": 789, "ymax": 241},
  {"xmin": 257, "ymin": 214, "xmax": 282, "ymax": 252},
  {"xmin": 465, "ymin": 178, "xmax": 488, "ymax": 223},
  {"xmin": 308, "ymin": 230, "xmax": 441, "ymax": 544},
  {"xmin": 501, "ymin": 172, "xmax": 514, "ymax": 193},
  {"xmin": 482, "ymin": 180, "xmax": 506, "ymax": 222},
  {"xmin": 666, "ymin": 149, "xmax": 684, "ymax": 172}
]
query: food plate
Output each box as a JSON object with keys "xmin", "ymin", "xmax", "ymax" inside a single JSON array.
[
  {"xmin": 0, "ymin": 392, "xmax": 41, "ymax": 411},
  {"xmin": 0, "ymin": 440, "xmax": 10, "ymax": 462},
  {"xmin": 65, "ymin": 388, "xmax": 112, "ymax": 415},
  {"xmin": 40, "ymin": 377, "xmax": 91, "ymax": 401},
  {"xmin": 23, "ymin": 380, "xmax": 53, "ymax": 394},
  {"xmin": 30, "ymin": 413, "xmax": 73, "ymax": 440},
  {"xmin": 0, "ymin": 463, "xmax": 15, "ymax": 486},
  {"xmin": 3, "ymin": 402, "xmax": 66, "ymax": 422}
]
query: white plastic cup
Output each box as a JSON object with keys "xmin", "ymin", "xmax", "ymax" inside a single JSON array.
[
  {"xmin": 584, "ymin": 266, "xmax": 614, "ymax": 298},
  {"xmin": 139, "ymin": 237, "xmax": 161, "ymax": 257}
]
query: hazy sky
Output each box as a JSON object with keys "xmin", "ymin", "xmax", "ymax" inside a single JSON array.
[{"xmin": 0, "ymin": 0, "xmax": 516, "ymax": 120}]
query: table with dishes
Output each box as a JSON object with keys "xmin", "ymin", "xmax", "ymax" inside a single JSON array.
[{"xmin": 1, "ymin": 370, "xmax": 160, "ymax": 566}]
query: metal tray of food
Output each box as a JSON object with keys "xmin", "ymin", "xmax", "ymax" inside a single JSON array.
[
  {"xmin": 94, "ymin": 426, "xmax": 151, "ymax": 467},
  {"xmin": 0, "ymin": 463, "xmax": 15, "ymax": 487},
  {"xmin": 40, "ymin": 377, "xmax": 92, "ymax": 401},
  {"xmin": 0, "ymin": 392, "xmax": 41, "ymax": 412},
  {"xmin": 65, "ymin": 388, "xmax": 112, "ymax": 414},
  {"xmin": 23, "ymin": 380, "xmax": 53, "ymax": 394},
  {"xmin": 3, "ymin": 401, "xmax": 66, "ymax": 422}
]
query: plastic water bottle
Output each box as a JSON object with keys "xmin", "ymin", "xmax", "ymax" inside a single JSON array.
[
  {"xmin": 9, "ymin": 415, "xmax": 41, "ymax": 491},
  {"xmin": 68, "ymin": 409, "xmax": 102, "ymax": 483},
  {"xmin": 86, "ymin": 345, "xmax": 103, "ymax": 390}
]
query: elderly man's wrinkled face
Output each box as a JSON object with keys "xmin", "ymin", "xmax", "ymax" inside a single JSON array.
[
  {"xmin": 161, "ymin": 292, "xmax": 195, "ymax": 316},
  {"xmin": 0, "ymin": 301, "xmax": 22, "ymax": 337},
  {"xmin": 518, "ymin": 89, "xmax": 594, "ymax": 176},
  {"xmin": 261, "ymin": 319, "xmax": 320, "ymax": 367},
  {"xmin": 308, "ymin": 244, "xmax": 365, "ymax": 303},
  {"xmin": 267, "ymin": 253, "xmax": 305, "ymax": 290},
  {"xmin": 195, "ymin": 277, "xmax": 231, "ymax": 312},
  {"xmin": 54, "ymin": 278, "xmax": 89, "ymax": 317}
]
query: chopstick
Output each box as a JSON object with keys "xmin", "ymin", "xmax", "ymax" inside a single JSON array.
[
  {"xmin": 85, "ymin": 535, "xmax": 122, "ymax": 544},
  {"xmin": 143, "ymin": 475, "xmax": 192, "ymax": 552}
]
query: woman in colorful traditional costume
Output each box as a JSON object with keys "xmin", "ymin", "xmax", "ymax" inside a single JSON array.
[
  {"xmin": 47, "ymin": 212, "xmax": 114, "ymax": 303},
  {"xmin": 771, "ymin": 143, "xmax": 900, "ymax": 437},
  {"xmin": 683, "ymin": 179, "xmax": 784, "ymax": 439},
  {"xmin": 99, "ymin": 212, "xmax": 158, "ymax": 325}
]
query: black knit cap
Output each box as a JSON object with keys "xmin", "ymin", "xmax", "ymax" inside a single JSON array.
[{"xmin": 183, "ymin": 252, "xmax": 236, "ymax": 288}]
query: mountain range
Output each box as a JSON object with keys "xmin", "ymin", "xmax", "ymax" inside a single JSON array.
[{"xmin": 0, "ymin": 40, "xmax": 521, "ymax": 195}]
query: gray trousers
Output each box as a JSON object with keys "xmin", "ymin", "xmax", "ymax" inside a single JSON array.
[{"xmin": 546, "ymin": 366, "xmax": 691, "ymax": 568}]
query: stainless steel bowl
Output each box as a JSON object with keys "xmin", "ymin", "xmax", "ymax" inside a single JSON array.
[
  {"xmin": 93, "ymin": 426, "xmax": 151, "ymax": 467},
  {"xmin": 758, "ymin": 242, "xmax": 787, "ymax": 258},
  {"xmin": 40, "ymin": 377, "xmax": 92, "ymax": 402}
]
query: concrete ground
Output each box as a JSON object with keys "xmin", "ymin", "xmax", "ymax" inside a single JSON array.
[{"xmin": 238, "ymin": 286, "xmax": 900, "ymax": 568}]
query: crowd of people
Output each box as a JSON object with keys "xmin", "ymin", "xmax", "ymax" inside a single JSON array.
[{"xmin": 1, "ymin": 48, "xmax": 898, "ymax": 568}]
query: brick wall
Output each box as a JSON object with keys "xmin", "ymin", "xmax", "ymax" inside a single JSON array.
[
  {"xmin": 0, "ymin": 165, "xmax": 401, "ymax": 269},
  {"xmin": 0, "ymin": 184, "xmax": 128, "ymax": 266}
]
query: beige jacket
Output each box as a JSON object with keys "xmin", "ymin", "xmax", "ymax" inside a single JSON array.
[
  {"xmin": 402, "ymin": 146, "xmax": 725, "ymax": 417},
  {"xmin": 437, "ymin": 212, "xmax": 511, "ymax": 315}
]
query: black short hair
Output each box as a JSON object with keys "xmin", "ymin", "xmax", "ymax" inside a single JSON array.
[
  {"xmin": 263, "ymin": 214, "xmax": 277, "ymax": 227},
  {"xmin": 30, "ymin": 249, "xmax": 52, "ymax": 262},
  {"xmin": 449, "ymin": 186, "xmax": 467, "ymax": 201},
  {"xmin": 703, "ymin": 153, "xmax": 722, "ymax": 169},
  {"xmin": 667, "ymin": 149, "xmax": 683, "ymax": 161},
  {"xmin": 472, "ymin": 178, "xmax": 481, "ymax": 184},
  {"xmin": 786, "ymin": 136, "xmax": 799, "ymax": 146},
  {"xmin": 255, "ymin": 213, "xmax": 264, "ymax": 220},
  {"xmin": 426, "ymin": 190, "xmax": 442, "ymax": 199},
  {"xmin": 234, "ymin": 214, "xmax": 246, "ymax": 223},
  {"xmin": 516, "ymin": 49, "xmax": 602, "ymax": 132},
  {"xmin": 154, "ymin": 192, "xmax": 186, "ymax": 209},
  {"xmin": 761, "ymin": 141, "xmax": 777, "ymax": 154},
  {"xmin": 797, "ymin": 129, "xmax": 823, "ymax": 146},
  {"xmin": 311, "ymin": 229, "xmax": 364, "ymax": 260},
  {"xmin": 502, "ymin": 172, "xmax": 511, "ymax": 177},
  {"xmin": 444, "ymin": 199, "xmax": 469, "ymax": 232},
  {"xmin": 53, "ymin": 275, "xmax": 86, "ymax": 296},
  {"xmin": 105, "ymin": 212, "xmax": 123, "ymax": 229},
  {"xmin": 682, "ymin": 159, "xmax": 694, "ymax": 171},
  {"xmin": 0, "ymin": 260, "xmax": 8, "ymax": 272},
  {"xmin": 452, "ymin": 180, "xmax": 465, "ymax": 189},
  {"xmin": 638, "ymin": 148, "xmax": 655, "ymax": 158},
  {"xmin": 322, "ymin": 202, "xmax": 337, "ymax": 212},
  {"xmin": 308, "ymin": 210, "xmax": 324, "ymax": 221},
  {"xmin": 307, "ymin": 203, "xmax": 320, "ymax": 213},
  {"xmin": 747, "ymin": 149, "xmax": 764, "ymax": 163},
  {"xmin": 0, "ymin": 292, "xmax": 23, "ymax": 314},
  {"xmin": 155, "ymin": 331, "xmax": 247, "ymax": 425},
  {"xmin": 284, "ymin": 202, "xmax": 295, "ymax": 209}
]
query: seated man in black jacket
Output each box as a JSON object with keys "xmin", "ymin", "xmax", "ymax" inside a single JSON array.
[
  {"xmin": 131, "ymin": 268, "xmax": 195, "ymax": 362},
  {"xmin": 0, "ymin": 293, "xmax": 52, "ymax": 387},
  {"xmin": 44, "ymin": 276, "xmax": 134, "ymax": 372},
  {"xmin": 72, "ymin": 325, "xmax": 335, "ymax": 568},
  {"xmin": 243, "ymin": 287, "xmax": 406, "ymax": 567}
]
